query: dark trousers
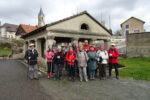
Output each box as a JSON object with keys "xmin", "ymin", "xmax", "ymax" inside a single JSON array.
[
  {"xmin": 47, "ymin": 62, "xmax": 54, "ymax": 74},
  {"xmin": 54, "ymin": 64, "xmax": 63, "ymax": 79},
  {"xmin": 109, "ymin": 63, "xmax": 119, "ymax": 77},
  {"xmin": 99, "ymin": 64, "xmax": 107, "ymax": 78},
  {"xmin": 68, "ymin": 65, "xmax": 76, "ymax": 79}
]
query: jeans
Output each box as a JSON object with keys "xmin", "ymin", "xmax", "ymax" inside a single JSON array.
[
  {"xmin": 54, "ymin": 64, "xmax": 63, "ymax": 79},
  {"xmin": 68, "ymin": 65, "xmax": 76, "ymax": 79},
  {"xmin": 79, "ymin": 67, "xmax": 88, "ymax": 81},
  {"xmin": 28, "ymin": 64, "xmax": 39, "ymax": 79}
]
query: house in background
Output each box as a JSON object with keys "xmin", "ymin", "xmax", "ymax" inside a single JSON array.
[
  {"xmin": 0, "ymin": 23, "xmax": 18, "ymax": 39},
  {"xmin": 16, "ymin": 24, "xmax": 39, "ymax": 39},
  {"xmin": 121, "ymin": 17, "xmax": 145, "ymax": 35}
]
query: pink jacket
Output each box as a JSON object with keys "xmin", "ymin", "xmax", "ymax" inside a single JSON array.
[{"xmin": 45, "ymin": 51, "xmax": 54, "ymax": 62}]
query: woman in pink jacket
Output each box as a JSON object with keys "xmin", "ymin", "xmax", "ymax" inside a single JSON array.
[{"xmin": 45, "ymin": 45, "xmax": 55, "ymax": 78}]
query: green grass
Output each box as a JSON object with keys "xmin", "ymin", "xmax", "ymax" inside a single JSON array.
[
  {"xmin": 0, "ymin": 49, "xmax": 12, "ymax": 55},
  {"xmin": 119, "ymin": 57, "xmax": 150, "ymax": 81}
]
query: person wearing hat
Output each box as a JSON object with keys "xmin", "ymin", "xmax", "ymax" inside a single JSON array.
[
  {"xmin": 87, "ymin": 46, "xmax": 98, "ymax": 80},
  {"xmin": 108, "ymin": 43, "xmax": 119, "ymax": 79},
  {"xmin": 25, "ymin": 43, "xmax": 39, "ymax": 80}
]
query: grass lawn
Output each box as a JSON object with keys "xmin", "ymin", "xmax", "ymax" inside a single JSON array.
[
  {"xmin": 0, "ymin": 49, "xmax": 12, "ymax": 55},
  {"xmin": 119, "ymin": 57, "xmax": 150, "ymax": 81}
]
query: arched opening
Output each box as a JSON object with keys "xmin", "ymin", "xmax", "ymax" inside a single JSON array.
[{"xmin": 81, "ymin": 23, "xmax": 89, "ymax": 30}]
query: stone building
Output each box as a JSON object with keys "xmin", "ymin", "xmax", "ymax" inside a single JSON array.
[
  {"xmin": 126, "ymin": 32, "xmax": 150, "ymax": 57},
  {"xmin": 19, "ymin": 9, "xmax": 112, "ymax": 61},
  {"xmin": 121, "ymin": 17, "xmax": 145, "ymax": 35},
  {"xmin": 0, "ymin": 23, "xmax": 18, "ymax": 39}
]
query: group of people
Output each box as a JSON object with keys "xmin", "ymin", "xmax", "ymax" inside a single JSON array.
[{"xmin": 25, "ymin": 40, "xmax": 119, "ymax": 82}]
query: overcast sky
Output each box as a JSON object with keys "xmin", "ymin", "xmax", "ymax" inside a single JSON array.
[{"xmin": 0, "ymin": 0, "xmax": 150, "ymax": 33}]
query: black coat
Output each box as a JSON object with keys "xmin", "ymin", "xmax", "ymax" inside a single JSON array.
[
  {"xmin": 53, "ymin": 51, "xmax": 64, "ymax": 64},
  {"xmin": 25, "ymin": 49, "xmax": 38, "ymax": 65}
]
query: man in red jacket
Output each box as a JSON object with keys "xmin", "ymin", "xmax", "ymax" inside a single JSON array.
[
  {"xmin": 108, "ymin": 43, "xmax": 119, "ymax": 79},
  {"xmin": 84, "ymin": 40, "xmax": 90, "ymax": 52}
]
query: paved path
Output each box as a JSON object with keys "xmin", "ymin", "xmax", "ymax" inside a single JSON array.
[
  {"xmin": 0, "ymin": 60, "xmax": 150, "ymax": 100},
  {"xmin": 0, "ymin": 60, "xmax": 52, "ymax": 100}
]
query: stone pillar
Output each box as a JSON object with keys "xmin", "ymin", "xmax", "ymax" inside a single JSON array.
[
  {"xmin": 35, "ymin": 39, "xmax": 41, "ymax": 57},
  {"xmin": 71, "ymin": 37, "xmax": 79, "ymax": 46},
  {"xmin": 89, "ymin": 38, "xmax": 97, "ymax": 45},
  {"xmin": 23, "ymin": 41, "xmax": 29, "ymax": 54},
  {"xmin": 104, "ymin": 39, "xmax": 111, "ymax": 50},
  {"xmin": 46, "ymin": 36, "xmax": 55, "ymax": 51}
]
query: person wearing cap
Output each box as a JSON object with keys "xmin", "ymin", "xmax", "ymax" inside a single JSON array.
[
  {"xmin": 25, "ymin": 43, "xmax": 39, "ymax": 80},
  {"xmin": 66, "ymin": 46, "xmax": 77, "ymax": 81},
  {"xmin": 84, "ymin": 40, "xmax": 90, "ymax": 52},
  {"xmin": 53, "ymin": 46, "xmax": 65, "ymax": 80},
  {"xmin": 108, "ymin": 43, "xmax": 119, "ymax": 79},
  {"xmin": 87, "ymin": 46, "xmax": 98, "ymax": 80},
  {"xmin": 97, "ymin": 45, "xmax": 109, "ymax": 79},
  {"xmin": 45, "ymin": 45, "xmax": 54, "ymax": 78}
]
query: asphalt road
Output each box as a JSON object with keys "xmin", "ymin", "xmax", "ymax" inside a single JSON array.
[
  {"xmin": 0, "ymin": 60, "xmax": 52, "ymax": 100},
  {"xmin": 1, "ymin": 60, "xmax": 150, "ymax": 100}
]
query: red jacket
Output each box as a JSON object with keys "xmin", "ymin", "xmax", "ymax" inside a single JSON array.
[
  {"xmin": 108, "ymin": 48, "xmax": 119, "ymax": 63},
  {"xmin": 66, "ymin": 51, "xmax": 77, "ymax": 65},
  {"xmin": 84, "ymin": 45, "xmax": 90, "ymax": 52},
  {"xmin": 93, "ymin": 47, "xmax": 98, "ymax": 52}
]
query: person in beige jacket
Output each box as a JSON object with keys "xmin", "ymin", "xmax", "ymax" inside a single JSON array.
[{"xmin": 77, "ymin": 46, "xmax": 89, "ymax": 82}]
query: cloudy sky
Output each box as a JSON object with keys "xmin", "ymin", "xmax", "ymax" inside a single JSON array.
[{"xmin": 0, "ymin": 0, "xmax": 150, "ymax": 33}]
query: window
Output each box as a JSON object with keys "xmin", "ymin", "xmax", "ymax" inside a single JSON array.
[
  {"xmin": 81, "ymin": 23, "xmax": 89, "ymax": 30},
  {"xmin": 125, "ymin": 24, "xmax": 129, "ymax": 29},
  {"xmin": 134, "ymin": 30, "xmax": 140, "ymax": 33},
  {"xmin": 125, "ymin": 30, "xmax": 129, "ymax": 34}
]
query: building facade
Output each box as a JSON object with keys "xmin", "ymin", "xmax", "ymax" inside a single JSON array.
[
  {"xmin": 0, "ymin": 23, "xmax": 18, "ymax": 39},
  {"xmin": 19, "ymin": 10, "xmax": 112, "ymax": 61},
  {"xmin": 121, "ymin": 17, "xmax": 145, "ymax": 35}
]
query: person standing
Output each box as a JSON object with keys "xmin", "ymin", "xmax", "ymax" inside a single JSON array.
[
  {"xmin": 87, "ymin": 46, "xmax": 98, "ymax": 80},
  {"xmin": 84, "ymin": 40, "xmax": 90, "ymax": 52},
  {"xmin": 77, "ymin": 46, "xmax": 89, "ymax": 82},
  {"xmin": 25, "ymin": 43, "xmax": 39, "ymax": 80},
  {"xmin": 66, "ymin": 47, "xmax": 77, "ymax": 81},
  {"xmin": 53, "ymin": 46, "xmax": 64, "ymax": 80},
  {"xmin": 108, "ymin": 44, "xmax": 119, "ymax": 79},
  {"xmin": 97, "ymin": 45, "xmax": 109, "ymax": 79},
  {"xmin": 45, "ymin": 45, "xmax": 54, "ymax": 78}
]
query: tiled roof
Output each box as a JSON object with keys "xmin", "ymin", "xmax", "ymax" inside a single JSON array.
[{"xmin": 20, "ymin": 24, "xmax": 39, "ymax": 33}]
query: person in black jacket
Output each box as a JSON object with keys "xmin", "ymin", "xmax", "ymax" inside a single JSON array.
[
  {"xmin": 25, "ymin": 43, "xmax": 39, "ymax": 80},
  {"xmin": 53, "ymin": 46, "xmax": 64, "ymax": 80}
]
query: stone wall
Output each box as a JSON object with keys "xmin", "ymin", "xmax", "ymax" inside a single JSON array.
[{"xmin": 126, "ymin": 32, "xmax": 150, "ymax": 57}]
